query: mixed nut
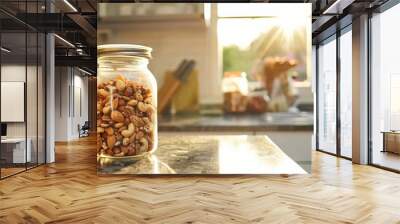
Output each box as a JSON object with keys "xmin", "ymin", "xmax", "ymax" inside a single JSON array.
[{"xmin": 97, "ymin": 74, "xmax": 156, "ymax": 157}]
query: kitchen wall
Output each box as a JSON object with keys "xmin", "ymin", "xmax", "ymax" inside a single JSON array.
[
  {"xmin": 98, "ymin": 4, "xmax": 312, "ymax": 108},
  {"xmin": 55, "ymin": 67, "xmax": 89, "ymax": 141},
  {"xmin": 98, "ymin": 7, "xmax": 222, "ymax": 105}
]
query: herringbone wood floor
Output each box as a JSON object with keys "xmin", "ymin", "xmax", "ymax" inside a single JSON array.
[{"xmin": 1, "ymin": 136, "xmax": 400, "ymax": 224}]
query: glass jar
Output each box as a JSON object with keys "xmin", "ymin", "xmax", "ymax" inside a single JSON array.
[
  {"xmin": 222, "ymin": 72, "xmax": 249, "ymax": 113},
  {"xmin": 97, "ymin": 44, "xmax": 157, "ymax": 158}
]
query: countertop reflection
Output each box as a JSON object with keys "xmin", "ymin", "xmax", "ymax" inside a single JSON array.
[{"xmin": 97, "ymin": 135, "xmax": 306, "ymax": 175}]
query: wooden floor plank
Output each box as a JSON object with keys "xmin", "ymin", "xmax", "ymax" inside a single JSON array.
[{"xmin": 1, "ymin": 135, "xmax": 400, "ymax": 223}]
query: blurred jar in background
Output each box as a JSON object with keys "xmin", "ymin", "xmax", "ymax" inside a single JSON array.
[
  {"xmin": 247, "ymin": 81, "xmax": 270, "ymax": 113},
  {"xmin": 260, "ymin": 57, "xmax": 299, "ymax": 112},
  {"xmin": 222, "ymin": 72, "xmax": 249, "ymax": 113}
]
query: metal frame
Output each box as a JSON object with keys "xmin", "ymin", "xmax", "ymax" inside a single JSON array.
[
  {"xmin": 315, "ymin": 44, "xmax": 319, "ymax": 151},
  {"xmin": 0, "ymin": 15, "xmax": 2, "ymax": 179},
  {"xmin": 367, "ymin": 10, "xmax": 373, "ymax": 166},
  {"xmin": 336, "ymin": 22, "xmax": 341, "ymax": 157}
]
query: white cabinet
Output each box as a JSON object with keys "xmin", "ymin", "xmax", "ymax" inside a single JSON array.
[{"xmin": 1, "ymin": 138, "xmax": 32, "ymax": 163}]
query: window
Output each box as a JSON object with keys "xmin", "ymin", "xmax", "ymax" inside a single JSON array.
[
  {"xmin": 218, "ymin": 4, "xmax": 311, "ymax": 84},
  {"xmin": 317, "ymin": 36, "xmax": 337, "ymax": 154},
  {"xmin": 339, "ymin": 27, "xmax": 352, "ymax": 158},
  {"xmin": 370, "ymin": 3, "xmax": 400, "ymax": 171}
]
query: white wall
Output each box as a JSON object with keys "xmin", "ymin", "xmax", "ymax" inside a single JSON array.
[
  {"xmin": 1, "ymin": 65, "xmax": 26, "ymax": 139},
  {"xmin": 1, "ymin": 65, "xmax": 30, "ymax": 137},
  {"xmin": 1, "ymin": 63, "xmax": 46, "ymax": 163},
  {"xmin": 54, "ymin": 67, "xmax": 89, "ymax": 141}
]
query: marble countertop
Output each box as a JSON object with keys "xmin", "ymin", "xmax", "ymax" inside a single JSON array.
[
  {"xmin": 158, "ymin": 112, "xmax": 313, "ymax": 132},
  {"xmin": 97, "ymin": 135, "xmax": 306, "ymax": 175}
]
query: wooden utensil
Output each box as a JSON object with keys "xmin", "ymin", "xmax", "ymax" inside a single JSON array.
[{"xmin": 158, "ymin": 60, "xmax": 195, "ymax": 113}]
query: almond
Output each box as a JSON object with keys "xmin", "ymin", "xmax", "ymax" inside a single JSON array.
[
  {"xmin": 111, "ymin": 111, "xmax": 124, "ymax": 123},
  {"xmin": 105, "ymin": 127, "xmax": 114, "ymax": 135},
  {"xmin": 107, "ymin": 135, "xmax": 116, "ymax": 148}
]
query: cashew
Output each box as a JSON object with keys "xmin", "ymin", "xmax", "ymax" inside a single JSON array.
[
  {"xmin": 121, "ymin": 123, "xmax": 135, "ymax": 138},
  {"xmin": 138, "ymin": 102, "xmax": 155, "ymax": 113},
  {"xmin": 118, "ymin": 126, "xmax": 127, "ymax": 133},
  {"xmin": 102, "ymin": 106, "xmax": 111, "ymax": 114},
  {"xmin": 122, "ymin": 137, "xmax": 130, "ymax": 146},
  {"xmin": 137, "ymin": 102, "xmax": 146, "ymax": 112},
  {"xmin": 135, "ymin": 93, "xmax": 143, "ymax": 101}
]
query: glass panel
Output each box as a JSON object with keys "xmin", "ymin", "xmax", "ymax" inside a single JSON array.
[
  {"xmin": 339, "ymin": 28, "xmax": 352, "ymax": 158},
  {"xmin": 0, "ymin": 16, "xmax": 28, "ymax": 177},
  {"xmin": 317, "ymin": 36, "xmax": 337, "ymax": 154},
  {"xmin": 38, "ymin": 32, "xmax": 45, "ymax": 165},
  {"xmin": 26, "ymin": 0, "xmax": 39, "ymax": 169},
  {"xmin": 0, "ymin": 0, "xmax": 46, "ymax": 178},
  {"xmin": 371, "ymin": 4, "xmax": 400, "ymax": 171},
  {"xmin": 27, "ymin": 31, "xmax": 38, "ymax": 169}
]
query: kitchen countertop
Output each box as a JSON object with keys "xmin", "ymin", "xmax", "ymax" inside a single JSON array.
[
  {"xmin": 158, "ymin": 112, "xmax": 313, "ymax": 132},
  {"xmin": 97, "ymin": 135, "xmax": 306, "ymax": 175}
]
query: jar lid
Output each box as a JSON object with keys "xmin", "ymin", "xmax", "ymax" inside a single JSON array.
[{"xmin": 98, "ymin": 44, "xmax": 152, "ymax": 59}]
